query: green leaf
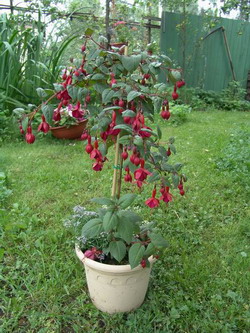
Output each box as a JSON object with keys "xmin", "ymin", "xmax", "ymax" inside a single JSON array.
[
  {"xmin": 118, "ymin": 135, "xmax": 132, "ymax": 145},
  {"xmin": 36, "ymin": 87, "xmax": 47, "ymax": 99},
  {"xmin": 172, "ymin": 174, "xmax": 180, "ymax": 188},
  {"xmin": 118, "ymin": 193, "xmax": 137, "ymax": 209},
  {"xmin": 21, "ymin": 117, "xmax": 29, "ymax": 131},
  {"xmin": 103, "ymin": 211, "xmax": 119, "ymax": 232},
  {"xmin": 122, "ymin": 109, "xmax": 136, "ymax": 117},
  {"xmin": 77, "ymin": 88, "xmax": 88, "ymax": 101},
  {"xmin": 121, "ymin": 55, "xmax": 142, "ymax": 72},
  {"xmin": 169, "ymin": 144, "xmax": 176, "ymax": 154},
  {"xmin": 174, "ymin": 163, "xmax": 183, "ymax": 171},
  {"xmin": 162, "ymin": 163, "xmax": 174, "ymax": 172},
  {"xmin": 119, "ymin": 210, "xmax": 142, "ymax": 224},
  {"xmin": 158, "ymin": 146, "xmax": 167, "ymax": 157},
  {"xmin": 113, "ymin": 124, "xmax": 133, "ymax": 134},
  {"xmin": 144, "ymin": 243, "xmax": 156, "ymax": 257},
  {"xmin": 117, "ymin": 219, "xmax": 135, "ymax": 244},
  {"xmin": 102, "ymin": 106, "xmax": 121, "ymax": 112},
  {"xmin": 133, "ymin": 135, "xmax": 143, "ymax": 147},
  {"xmin": 67, "ymin": 85, "xmax": 78, "ymax": 100},
  {"xmin": 82, "ymin": 218, "xmax": 103, "ymax": 238},
  {"xmin": 148, "ymin": 171, "xmax": 161, "ymax": 183},
  {"xmin": 102, "ymin": 89, "xmax": 115, "ymax": 104},
  {"xmin": 41, "ymin": 104, "xmax": 54, "ymax": 123},
  {"xmin": 127, "ymin": 91, "xmax": 141, "ymax": 102},
  {"xmin": 149, "ymin": 232, "xmax": 168, "ymax": 248},
  {"xmin": 53, "ymin": 83, "xmax": 63, "ymax": 92},
  {"xmin": 169, "ymin": 137, "xmax": 175, "ymax": 144},
  {"xmin": 91, "ymin": 73, "xmax": 105, "ymax": 80},
  {"xmin": 109, "ymin": 241, "xmax": 126, "ymax": 262},
  {"xmin": 91, "ymin": 197, "xmax": 115, "ymax": 206},
  {"xmin": 129, "ymin": 243, "xmax": 145, "ymax": 269},
  {"xmin": 157, "ymin": 125, "xmax": 162, "ymax": 140},
  {"xmin": 85, "ymin": 28, "xmax": 94, "ymax": 37}
]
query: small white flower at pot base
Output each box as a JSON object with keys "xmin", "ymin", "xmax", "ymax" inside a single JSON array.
[{"xmin": 75, "ymin": 245, "xmax": 156, "ymax": 314}]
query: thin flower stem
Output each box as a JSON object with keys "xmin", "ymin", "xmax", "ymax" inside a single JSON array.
[{"xmin": 111, "ymin": 134, "xmax": 121, "ymax": 199}]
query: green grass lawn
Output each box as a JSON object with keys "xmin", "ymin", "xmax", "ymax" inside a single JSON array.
[{"xmin": 0, "ymin": 110, "xmax": 250, "ymax": 332}]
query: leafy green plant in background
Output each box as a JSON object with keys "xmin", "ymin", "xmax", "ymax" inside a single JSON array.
[
  {"xmin": 181, "ymin": 81, "xmax": 250, "ymax": 111},
  {"xmin": 0, "ymin": 13, "xmax": 78, "ymax": 111},
  {"xmin": 216, "ymin": 128, "xmax": 250, "ymax": 192}
]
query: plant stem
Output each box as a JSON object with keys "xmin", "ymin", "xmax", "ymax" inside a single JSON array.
[{"xmin": 111, "ymin": 133, "xmax": 121, "ymax": 199}]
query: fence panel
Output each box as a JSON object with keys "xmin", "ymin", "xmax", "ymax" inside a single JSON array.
[{"xmin": 160, "ymin": 12, "xmax": 250, "ymax": 91}]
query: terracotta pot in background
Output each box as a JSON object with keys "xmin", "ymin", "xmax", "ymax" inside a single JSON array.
[{"xmin": 50, "ymin": 119, "xmax": 88, "ymax": 140}]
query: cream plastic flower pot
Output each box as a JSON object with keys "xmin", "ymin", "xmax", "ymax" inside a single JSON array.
[{"xmin": 75, "ymin": 246, "xmax": 155, "ymax": 314}]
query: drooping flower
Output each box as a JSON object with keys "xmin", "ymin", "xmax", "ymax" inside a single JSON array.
[
  {"xmin": 92, "ymin": 160, "xmax": 103, "ymax": 171},
  {"xmin": 134, "ymin": 159, "xmax": 152, "ymax": 182},
  {"xmin": 25, "ymin": 126, "xmax": 35, "ymax": 144},
  {"xmin": 37, "ymin": 115, "xmax": 50, "ymax": 133},
  {"xmin": 145, "ymin": 187, "xmax": 159, "ymax": 208},
  {"xmin": 159, "ymin": 186, "xmax": 173, "ymax": 203}
]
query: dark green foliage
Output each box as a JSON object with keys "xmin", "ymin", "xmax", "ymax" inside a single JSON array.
[
  {"xmin": 181, "ymin": 82, "xmax": 250, "ymax": 111},
  {"xmin": 216, "ymin": 128, "xmax": 250, "ymax": 191}
]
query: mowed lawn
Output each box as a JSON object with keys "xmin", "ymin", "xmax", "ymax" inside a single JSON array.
[{"xmin": 0, "ymin": 110, "xmax": 250, "ymax": 332}]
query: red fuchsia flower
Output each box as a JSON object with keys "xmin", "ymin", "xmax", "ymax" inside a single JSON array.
[
  {"xmin": 124, "ymin": 167, "xmax": 133, "ymax": 182},
  {"xmin": 19, "ymin": 125, "xmax": 24, "ymax": 135},
  {"xmin": 167, "ymin": 148, "xmax": 171, "ymax": 156},
  {"xmin": 159, "ymin": 186, "xmax": 173, "ymax": 203},
  {"xmin": 161, "ymin": 110, "xmax": 171, "ymax": 120},
  {"xmin": 172, "ymin": 91, "xmax": 179, "ymax": 100},
  {"xmin": 134, "ymin": 159, "xmax": 152, "ymax": 182},
  {"xmin": 113, "ymin": 20, "xmax": 126, "ymax": 27},
  {"xmin": 140, "ymin": 259, "xmax": 146, "ymax": 268},
  {"xmin": 179, "ymin": 189, "xmax": 185, "ymax": 196},
  {"xmin": 110, "ymin": 73, "xmax": 117, "ymax": 87},
  {"xmin": 139, "ymin": 126, "xmax": 152, "ymax": 138},
  {"xmin": 178, "ymin": 182, "xmax": 183, "ymax": 190},
  {"xmin": 135, "ymin": 180, "xmax": 144, "ymax": 188},
  {"xmin": 176, "ymin": 80, "xmax": 185, "ymax": 88},
  {"xmin": 81, "ymin": 44, "xmax": 86, "ymax": 52},
  {"xmin": 100, "ymin": 131, "xmax": 108, "ymax": 141},
  {"xmin": 37, "ymin": 115, "xmax": 50, "ymax": 133},
  {"xmin": 81, "ymin": 131, "xmax": 89, "ymax": 140},
  {"xmin": 84, "ymin": 247, "xmax": 102, "ymax": 260},
  {"xmin": 90, "ymin": 140, "xmax": 102, "ymax": 160},
  {"xmin": 92, "ymin": 160, "xmax": 103, "ymax": 171},
  {"xmin": 172, "ymin": 84, "xmax": 179, "ymax": 100},
  {"xmin": 85, "ymin": 136, "xmax": 93, "ymax": 154},
  {"xmin": 121, "ymin": 147, "xmax": 128, "ymax": 160},
  {"xmin": 143, "ymin": 73, "xmax": 151, "ymax": 80},
  {"xmin": 145, "ymin": 187, "xmax": 160, "ymax": 208},
  {"xmin": 72, "ymin": 101, "xmax": 84, "ymax": 119},
  {"xmin": 85, "ymin": 94, "xmax": 91, "ymax": 103},
  {"xmin": 25, "ymin": 126, "xmax": 35, "ymax": 144}
]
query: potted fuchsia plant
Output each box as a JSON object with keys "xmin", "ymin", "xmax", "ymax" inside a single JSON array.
[{"xmin": 19, "ymin": 29, "xmax": 186, "ymax": 313}]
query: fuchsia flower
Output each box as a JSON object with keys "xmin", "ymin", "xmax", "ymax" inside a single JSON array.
[
  {"xmin": 72, "ymin": 101, "xmax": 84, "ymax": 119},
  {"xmin": 159, "ymin": 186, "xmax": 173, "ymax": 203},
  {"xmin": 25, "ymin": 126, "xmax": 35, "ymax": 144},
  {"xmin": 84, "ymin": 247, "xmax": 102, "ymax": 260},
  {"xmin": 38, "ymin": 115, "xmax": 50, "ymax": 133},
  {"xmin": 145, "ymin": 187, "xmax": 159, "ymax": 208},
  {"xmin": 92, "ymin": 161, "xmax": 103, "ymax": 171},
  {"xmin": 134, "ymin": 159, "xmax": 152, "ymax": 182}
]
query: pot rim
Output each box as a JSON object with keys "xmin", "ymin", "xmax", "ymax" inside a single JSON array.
[
  {"xmin": 50, "ymin": 118, "xmax": 88, "ymax": 131},
  {"xmin": 75, "ymin": 245, "xmax": 156, "ymax": 273}
]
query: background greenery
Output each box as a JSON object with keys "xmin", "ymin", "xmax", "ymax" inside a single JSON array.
[{"xmin": 1, "ymin": 110, "xmax": 249, "ymax": 332}]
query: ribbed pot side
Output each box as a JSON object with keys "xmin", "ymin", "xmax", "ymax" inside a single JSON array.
[{"xmin": 75, "ymin": 246, "xmax": 155, "ymax": 314}]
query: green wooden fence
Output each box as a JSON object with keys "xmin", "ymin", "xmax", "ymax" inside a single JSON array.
[{"xmin": 160, "ymin": 12, "xmax": 250, "ymax": 91}]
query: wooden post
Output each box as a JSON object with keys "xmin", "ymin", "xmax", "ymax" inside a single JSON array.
[
  {"xmin": 111, "ymin": 45, "xmax": 128, "ymax": 199},
  {"xmin": 105, "ymin": 0, "xmax": 111, "ymax": 47}
]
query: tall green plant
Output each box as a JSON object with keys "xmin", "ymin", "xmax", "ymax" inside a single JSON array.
[{"xmin": 0, "ymin": 13, "xmax": 78, "ymax": 110}]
